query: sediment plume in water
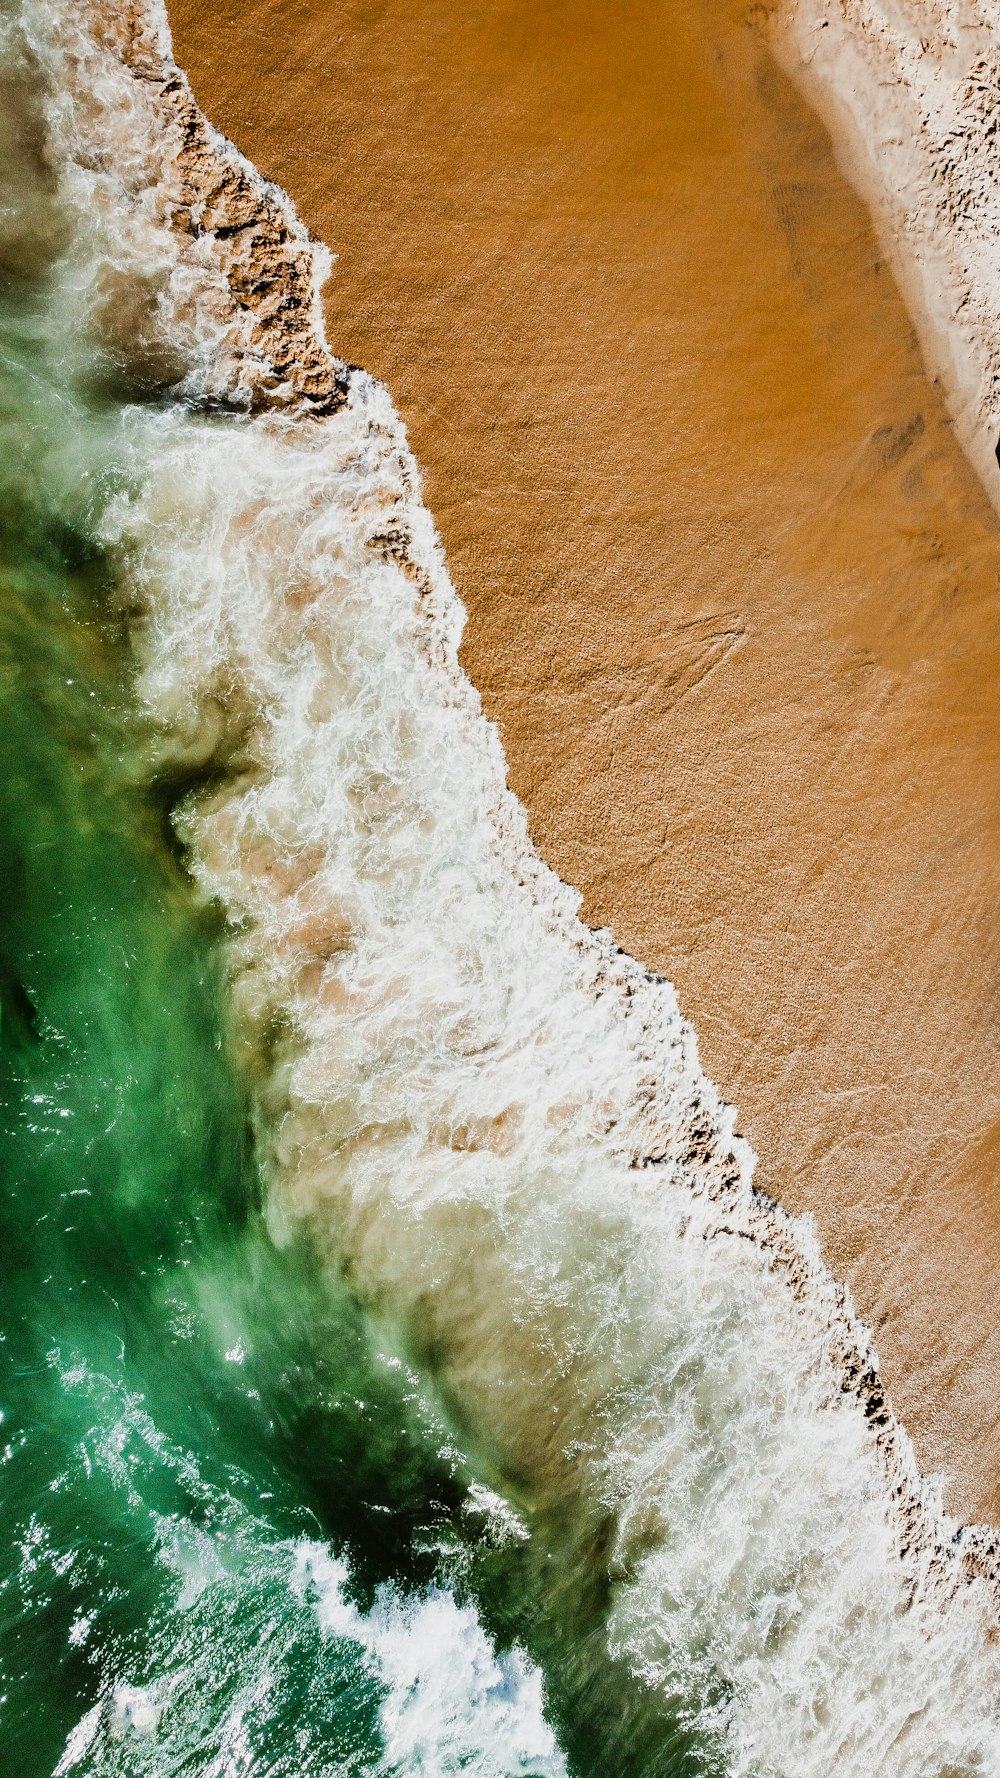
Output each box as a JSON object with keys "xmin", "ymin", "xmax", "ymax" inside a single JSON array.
[{"xmin": 9, "ymin": 0, "xmax": 1000, "ymax": 1770}]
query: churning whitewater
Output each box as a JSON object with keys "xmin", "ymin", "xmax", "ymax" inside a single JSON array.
[{"xmin": 8, "ymin": 0, "xmax": 1000, "ymax": 1771}]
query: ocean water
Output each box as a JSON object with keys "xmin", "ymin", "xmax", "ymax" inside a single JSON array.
[
  {"xmin": 0, "ymin": 114, "xmax": 583, "ymax": 1778},
  {"xmin": 3, "ymin": 1, "xmax": 1000, "ymax": 1775}
]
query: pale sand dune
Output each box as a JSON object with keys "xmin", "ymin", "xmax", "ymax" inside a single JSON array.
[{"xmin": 168, "ymin": 0, "xmax": 1000, "ymax": 1521}]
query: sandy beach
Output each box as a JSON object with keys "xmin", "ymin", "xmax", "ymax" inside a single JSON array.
[
  {"xmin": 770, "ymin": 0, "xmax": 1000, "ymax": 509},
  {"xmin": 168, "ymin": 0, "xmax": 1000, "ymax": 1523}
]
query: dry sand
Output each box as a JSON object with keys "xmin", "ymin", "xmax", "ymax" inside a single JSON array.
[
  {"xmin": 168, "ymin": 0, "xmax": 1000, "ymax": 1522},
  {"xmin": 771, "ymin": 0, "xmax": 1000, "ymax": 509}
]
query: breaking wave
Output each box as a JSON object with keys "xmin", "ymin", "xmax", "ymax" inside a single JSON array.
[
  {"xmin": 9, "ymin": 0, "xmax": 1000, "ymax": 1769},
  {"xmin": 42, "ymin": 1354, "xmax": 566, "ymax": 1778}
]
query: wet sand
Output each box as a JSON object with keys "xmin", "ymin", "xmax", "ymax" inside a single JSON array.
[{"xmin": 168, "ymin": 0, "xmax": 1000, "ymax": 1521}]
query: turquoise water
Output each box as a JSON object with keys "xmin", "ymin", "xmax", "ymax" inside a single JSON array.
[
  {"xmin": 0, "ymin": 246, "xmax": 698, "ymax": 1774},
  {"xmin": 0, "ymin": 293, "xmax": 552, "ymax": 1773}
]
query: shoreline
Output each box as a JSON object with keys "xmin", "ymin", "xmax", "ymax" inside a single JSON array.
[
  {"xmin": 95, "ymin": 0, "xmax": 1000, "ymax": 1612},
  {"xmin": 163, "ymin": 0, "xmax": 1000, "ymax": 1525},
  {"xmin": 28, "ymin": 0, "xmax": 1000, "ymax": 1753},
  {"xmin": 11, "ymin": 0, "xmax": 996, "ymax": 1749}
]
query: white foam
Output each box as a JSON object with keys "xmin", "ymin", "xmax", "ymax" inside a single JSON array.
[
  {"xmin": 48, "ymin": 1354, "xmax": 565, "ymax": 1778},
  {"xmin": 17, "ymin": 0, "xmax": 1000, "ymax": 1769},
  {"xmin": 291, "ymin": 1542, "xmax": 567, "ymax": 1778},
  {"xmin": 54, "ymin": 1704, "xmax": 106, "ymax": 1775},
  {"xmin": 55, "ymin": 1547, "xmax": 564, "ymax": 1778}
]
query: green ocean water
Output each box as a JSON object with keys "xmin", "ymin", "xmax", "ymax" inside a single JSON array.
[
  {"xmin": 0, "ymin": 313, "xmax": 419, "ymax": 1770},
  {"xmin": 0, "ymin": 232, "xmax": 703, "ymax": 1772},
  {"xmin": 0, "ymin": 289, "xmax": 517, "ymax": 1774},
  {"xmin": 10, "ymin": 1, "xmax": 1000, "ymax": 1767}
]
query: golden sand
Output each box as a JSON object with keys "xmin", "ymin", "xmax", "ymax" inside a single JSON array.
[{"xmin": 168, "ymin": 0, "xmax": 1000, "ymax": 1520}]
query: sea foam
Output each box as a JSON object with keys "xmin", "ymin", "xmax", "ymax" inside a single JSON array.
[
  {"xmin": 14, "ymin": 0, "xmax": 1000, "ymax": 1769},
  {"xmin": 44, "ymin": 1353, "xmax": 564, "ymax": 1778}
]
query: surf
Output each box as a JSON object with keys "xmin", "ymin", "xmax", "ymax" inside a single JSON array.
[{"xmin": 5, "ymin": 0, "xmax": 1000, "ymax": 1771}]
